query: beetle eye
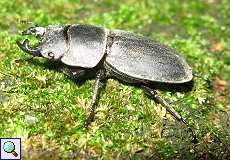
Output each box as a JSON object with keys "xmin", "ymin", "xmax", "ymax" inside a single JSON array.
[{"xmin": 48, "ymin": 52, "xmax": 54, "ymax": 59}]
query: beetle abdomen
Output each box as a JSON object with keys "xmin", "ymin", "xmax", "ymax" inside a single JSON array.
[
  {"xmin": 61, "ymin": 24, "xmax": 108, "ymax": 68},
  {"xmin": 105, "ymin": 30, "xmax": 193, "ymax": 83}
]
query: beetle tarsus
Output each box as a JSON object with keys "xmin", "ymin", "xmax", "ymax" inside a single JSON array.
[
  {"xmin": 85, "ymin": 70, "xmax": 105, "ymax": 128},
  {"xmin": 142, "ymin": 85, "xmax": 197, "ymax": 143},
  {"xmin": 181, "ymin": 118, "xmax": 197, "ymax": 143}
]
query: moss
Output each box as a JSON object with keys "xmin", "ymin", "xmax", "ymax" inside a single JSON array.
[{"xmin": 0, "ymin": 0, "xmax": 229, "ymax": 159}]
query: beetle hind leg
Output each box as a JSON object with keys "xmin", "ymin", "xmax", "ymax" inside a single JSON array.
[{"xmin": 142, "ymin": 85, "xmax": 197, "ymax": 143}]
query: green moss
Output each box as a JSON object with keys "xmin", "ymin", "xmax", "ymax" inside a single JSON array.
[{"xmin": 0, "ymin": 0, "xmax": 229, "ymax": 159}]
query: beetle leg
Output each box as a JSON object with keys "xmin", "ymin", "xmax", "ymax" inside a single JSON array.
[
  {"xmin": 142, "ymin": 85, "xmax": 197, "ymax": 143},
  {"xmin": 85, "ymin": 70, "xmax": 105, "ymax": 128},
  {"xmin": 60, "ymin": 67, "xmax": 86, "ymax": 80}
]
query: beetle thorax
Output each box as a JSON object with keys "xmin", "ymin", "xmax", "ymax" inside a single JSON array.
[{"xmin": 40, "ymin": 26, "xmax": 69, "ymax": 60}]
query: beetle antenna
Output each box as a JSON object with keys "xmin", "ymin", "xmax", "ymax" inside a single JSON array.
[{"xmin": 19, "ymin": 19, "xmax": 38, "ymax": 27}]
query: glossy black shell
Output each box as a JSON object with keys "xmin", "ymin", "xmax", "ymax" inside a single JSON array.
[
  {"xmin": 105, "ymin": 30, "xmax": 192, "ymax": 83},
  {"xmin": 40, "ymin": 24, "xmax": 193, "ymax": 83}
]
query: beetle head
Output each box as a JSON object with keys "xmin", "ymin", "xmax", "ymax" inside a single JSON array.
[
  {"xmin": 22, "ymin": 26, "xmax": 46, "ymax": 37},
  {"xmin": 17, "ymin": 25, "xmax": 68, "ymax": 60}
]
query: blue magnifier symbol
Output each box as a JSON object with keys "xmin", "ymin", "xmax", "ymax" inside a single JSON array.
[{"xmin": 3, "ymin": 141, "xmax": 18, "ymax": 157}]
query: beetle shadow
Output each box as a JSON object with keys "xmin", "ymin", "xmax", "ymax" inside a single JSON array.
[
  {"xmin": 112, "ymin": 78, "xmax": 194, "ymax": 94},
  {"xmin": 148, "ymin": 80, "xmax": 194, "ymax": 93},
  {"xmin": 22, "ymin": 58, "xmax": 101, "ymax": 86},
  {"xmin": 22, "ymin": 58, "xmax": 194, "ymax": 92}
]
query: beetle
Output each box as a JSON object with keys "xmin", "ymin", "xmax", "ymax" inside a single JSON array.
[{"xmin": 16, "ymin": 24, "xmax": 196, "ymax": 142}]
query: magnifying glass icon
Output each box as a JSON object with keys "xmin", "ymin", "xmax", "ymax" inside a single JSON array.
[{"xmin": 3, "ymin": 141, "xmax": 18, "ymax": 157}]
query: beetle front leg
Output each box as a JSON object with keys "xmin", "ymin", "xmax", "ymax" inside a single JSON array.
[
  {"xmin": 142, "ymin": 85, "xmax": 197, "ymax": 143},
  {"xmin": 59, "ymin": 66, "xmax": 87, "ymax": 80},
  {"xmin": 85, "ymin": 70, "xmax": 105, "ymax": 128}
]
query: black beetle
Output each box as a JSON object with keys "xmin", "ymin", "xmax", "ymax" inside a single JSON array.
[{"xmin": 16, "ymin": 24, "xmax": 196, "ymax": 142}]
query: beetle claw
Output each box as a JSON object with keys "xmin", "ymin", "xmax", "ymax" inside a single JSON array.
[{"xmin": 16, "ymin": 39, "xmax": 42, "ymax": 57}]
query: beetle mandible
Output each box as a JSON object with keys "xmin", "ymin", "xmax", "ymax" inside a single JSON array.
[{"xmin": 17, "ymin": 24, "xmax": 196, "ymax": 142}]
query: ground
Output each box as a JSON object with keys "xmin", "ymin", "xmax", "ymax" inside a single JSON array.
[{"xmin": 0, "ymin": 0, "xmax": 230, "ymax": 159}]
